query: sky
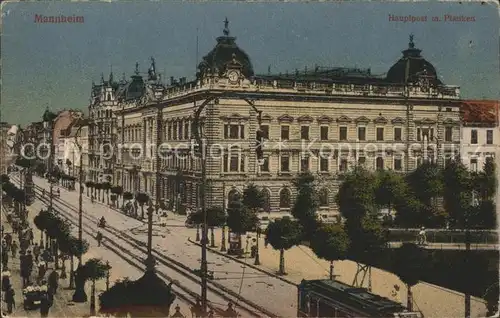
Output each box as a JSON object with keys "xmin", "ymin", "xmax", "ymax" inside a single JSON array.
[{"xmin": 1, "ymin": 1, "xmax": 499, "ymax": 126}]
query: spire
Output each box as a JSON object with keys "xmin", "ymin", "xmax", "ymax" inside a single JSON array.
[
  {"xmin": 135, "ymin": 62, "xmax": 139, "ymax": 75},
  {"xmin": 101, "ymin": 73, "xmax": 105, "ymax": 83},
  {"xmin": 409, "ymin": 33, "xmax": 415, "ymax": 49},
  {"xmin": 109, "ymin": 65, "xmax": 114, "ymax": 84},
  {"xmin": 223, "ymin": 17, "xmax": 230, "ymax": 36},
  {"xmin": 148, "ymin": 57, "xmax": 157, "ymax": 81},
  {"xmin": 122, "ymin": 72, "xmax": 126, "ymax": 83}
]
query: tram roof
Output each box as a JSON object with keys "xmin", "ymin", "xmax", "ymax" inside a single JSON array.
[{"xmin": 299, "ymin": 279, "xmax": 407, "ymax": 314}]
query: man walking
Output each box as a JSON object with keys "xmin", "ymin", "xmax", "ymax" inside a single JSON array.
[
  {"xmin": 5, "ymin": 286, "xmax": 15, "ymax": 314},
  {"xmin": 33, "ymin": 243, "xmax": 40, "ymax": 262},
  {"xmin": 11, "ymin": 241, "xmax": 18, "ymax": 258}
]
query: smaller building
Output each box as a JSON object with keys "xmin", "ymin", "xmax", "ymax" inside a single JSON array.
[{"xmin": 460, "ymin": 100, "xmax": 499, "ymax": 172}]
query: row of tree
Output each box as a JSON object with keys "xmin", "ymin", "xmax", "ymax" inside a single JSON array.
[{"xmin": 337, "ymin": 158, "xmax": 497, "ymax": 229}]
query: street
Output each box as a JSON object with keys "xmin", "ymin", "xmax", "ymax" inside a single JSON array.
[{"xmin": 26, "ymin": 174, "xmax": 297, "ymax": 317}]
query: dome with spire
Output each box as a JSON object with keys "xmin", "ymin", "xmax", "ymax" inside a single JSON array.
[
  {"xmin": 42, "ymin": 107, "xmax": 57, "ymax": 123},
  {"xmin": 386, "ymin": 35, "xmax": 442, "ymax": 85},
  {"xmin": 198, "ymin": 18, "xmax": 254, "ymax": 79}
]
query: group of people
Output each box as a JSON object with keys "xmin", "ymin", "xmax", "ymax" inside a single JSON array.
[{"xmin": 1, "ymin": 222, "xmax": 56, "ymax": 317}]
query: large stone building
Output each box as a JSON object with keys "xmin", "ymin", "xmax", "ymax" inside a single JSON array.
[
  {"xmin": 93, "ymin": 21, "xmax": 461, "ymax": 218},
  {"xmin": 87, "ymin": 74, "xmax": 122, "ymax": 183},
  {"xmin": 460, "ymin": 100, "xmax": 499, "ymax": 172},
  {"xmin": 59, "ymin": 117, "xmax": 90, "ymax": 180}
]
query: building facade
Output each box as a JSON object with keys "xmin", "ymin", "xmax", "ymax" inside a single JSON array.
[
  {"xmin": 96, "ymin": 22, "xmax": 461, "ymax": 218},
  {"xmin": 88, "ymin": 74, "xmax": 121, "ymax": 183},
  {"xmin": 460, "ymin": 100, "xmax": 499, "ymax": 172}
]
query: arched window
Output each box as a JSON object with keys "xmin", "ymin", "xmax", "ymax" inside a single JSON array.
[
  {"xmin": 228, "ymin": 189, "xmax": 240, "ymax": 205},
  {"xmin": 376, "ymin": 157, "xmax": 384, "ymax": 170},
  {"xmin": 261, "ymin": 188, "xmax": 271, "ymax": 212},
  {"xmin": 279, "ymin": 188, "xmax": 291, "ymax": 209},
  {"xmin": 319, "ymin": 188, "xmax": 329, "ymax": 207}
]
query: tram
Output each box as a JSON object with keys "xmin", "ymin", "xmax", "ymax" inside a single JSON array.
[{"xmin": 297, "ymin": 279, "xmax": 423, "ymax": 318}]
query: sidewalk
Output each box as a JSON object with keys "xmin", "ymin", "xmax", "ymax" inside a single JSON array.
[
  {"xmin": 1, "ymin": 205, "xmax": 89, "ymax": 317},
  {"xmin": 19, "ymin": 176, "xmax": 193, "ymax": 316}
]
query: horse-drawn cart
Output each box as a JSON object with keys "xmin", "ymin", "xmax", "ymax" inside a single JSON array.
[{"xmin": 22, "ymin": 285, "xmax": 48, "ymax": 310}]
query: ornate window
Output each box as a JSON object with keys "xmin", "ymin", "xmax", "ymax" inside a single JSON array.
[
  {"xmin": 319, "ymin": 188, "xmax": 329, "ymax": 207},
  {"xmin": 261, "ymin": 188, "xmax": 271, "ymax": 212},
  {"xmin": 228, "ymin": 189, "xmax": 240, "ymax": 205},
  {"xmin": 279, "ymin": 188, "xmax": 291, "ymax": 208}
]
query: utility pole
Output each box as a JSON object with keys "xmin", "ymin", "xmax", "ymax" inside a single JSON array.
[{"xmin": 74, "ymin": 125, "xmax": 84, "ymax": 265}]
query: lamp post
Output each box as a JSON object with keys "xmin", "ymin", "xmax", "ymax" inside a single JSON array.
[
  {"xmin": 43, "ymin": 114, "xmax": 55, "ymax": 215},
  {"xmin": 72, "ymin": 121, "xmax": 88, "ymax": 303},
  {"xmin": 192, "ymin": 93, "xmax": 263, "ymax": 314},
  {"xmin": 254, "ymin": 225, "xmax": 261, "ymax": 265},
  {"xmin": 464, "ymin": 192, "xmax": 478, "ymax": 318},
  {"xmin": 145, "ymin": 203, "xmax": 156, "ymax": 271}
]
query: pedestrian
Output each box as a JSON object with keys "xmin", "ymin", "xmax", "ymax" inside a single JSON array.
[
  {"xmin": 33, "ymin": 243, "xmax": 40, "ymax": 262},
  {"xmin": 37, "ymin": 261, "xmax": 46, "ymax": 284},
  {"xmin": 39, "ymin": 293, "xmax": 52, "ymax": 318},
  {"xmin": 264, "ymin": 236, "xmax": 269, "ymax": 248},
  {"xmin": 96, "ymin": 231, "xmax": 103, "ymax": 247},
  {"xmin": 29, "ymin": 229, "xmax": 34, "ymax": 245},
  {"xmin": 5, "ymin": 286, "xmax": 15, "ymax": 314},
  {"xmin": 1, "ymin": 246, "xmax": 9, "ymax": 269},
  {"xmin": 4, "ymin": 233, "xmax": 12, "ymax": 250},
  {"xmin": 1, "ymin": 272, "xmax": 11, "ymax": 293},
  {"xmin": 48, "ymin": 270, "xmax": 59, "ymax": 295},
  {"xmin": 11, "ymin": 241, "xmax": 18, "ymax": 258}
]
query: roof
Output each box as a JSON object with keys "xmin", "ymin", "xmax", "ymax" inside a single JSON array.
[
  {"xmin": 461, "ymin": 100, "xmax": 499, "ymax": 126},
  {"xmin": 198, "ymin": 19, "xmax": 254, "ymax": 79},
  {"xmin": 299, "ymin": 279, "xmax": 406, "ymax": 315},
  {"xmin": 386, "ymin": 35, "xmax": 442, "ymax": 85}
]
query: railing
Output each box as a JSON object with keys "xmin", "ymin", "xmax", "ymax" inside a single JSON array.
[{"xmin": 118, "ymin": 77, "xmax": 460, "ymax": 111}]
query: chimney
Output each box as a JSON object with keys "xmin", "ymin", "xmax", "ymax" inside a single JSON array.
[{"xmin": 170, "ymin": 76, "xmax": 175, "ymax": 86}]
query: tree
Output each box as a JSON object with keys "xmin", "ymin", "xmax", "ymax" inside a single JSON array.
[
  {"xmin": 206, "ymin": 206, "xmax": 226, "ymax": 247},
  {"xmin": 375, "ymin": 170, "xmax": 408, "ymax": 218},
  {"xmin": 291, "ymin": 172, "xmax": 320, "ymax": 240},
  {"xmin": 135, "ymin": 193, "xmax": 149, "ymax": 219},
  {"xmin": 123, "ymin": 191, "xmax": 133, "ymax": 201},
  {"xmin": 266, "ymin": 217, "xmax": 303, "ymax": 275},
  {"xmin": 392, "ymin": 243, "xmax": 426, "ymax": 311},
  {"xmin": 310, "ymin": 223, "xmax": 350, "ymax": 280},
  {"xmin": 347, "ymin": 214, "xmax": 389, "ymax": 266},
  {"xmin": 67, "ymin": 237, "xmax": 89, "ymax": 288},
  {"xmin": 85, "ymin": 181, "xmax": 93, "ymax": 197},
  {"xmin": 470, "ymin": 158, "xmax": 497, "ymax": 229},
  {"xmin": 226, "ymin": 193, "xmax": 258, "ymax": 255},
  {"xmin": 94, "ymin": 183, "xmax": 102, "ymax": 201},
  {"xmin": 442, "ymin": 158, "xmax": 472, "ymax": 228},
  {"xmin": 336, "ymin": 166, "xmax": 378, "ymax": 223},
  {"xmin": 242, "ymin": 183, "xmax": 265, "ymax": 214},
  {"xmin": 102, "ymin": 182, "xmax": 112, "ymax": 205},
  {"xmin": 83, "ymin": 258, "xmax": 111, "ymax": 315},
  {"xmin": 111, "ymin": 186, "xmax": 123, "ymax": 208},
  {"xmin": 406, "ymin": 162, "xmax": 444, "ymax": 226},
  {"xmin": 226, "ymin": 194, "xmax": 258, "ymax": 235},
  {"xmin": 99, "ymin": 272, "xmax": 176, "ymax": 317}
]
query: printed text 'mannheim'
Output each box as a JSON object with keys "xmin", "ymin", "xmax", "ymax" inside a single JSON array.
[{"xmin": 34, "ymin": 14, "xmax": 84, "ymax": 23}]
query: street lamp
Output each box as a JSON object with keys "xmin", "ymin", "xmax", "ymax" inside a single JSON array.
[
  {"xmin": 145, "ymin": 203, "xmax": 156, "ymax": 271},
  {"xmin": 192, "ymin": 93, "xmax": 263, "ymax": 314},
  {"xmin": 465, "ymin": 191, "xmax": 479, "ymax": 318},
  {"xmin": 72, "ymin": 121, "xmax": 88, "ymax": 303},
  {"xmin": 42, "ymin": 108, "xmax": 57, "ymax": 215}
]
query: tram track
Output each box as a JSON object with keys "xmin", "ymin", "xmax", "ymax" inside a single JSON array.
[{"xmin": 13, "ymin": 176, "xmax": 278, "ymax": 318}]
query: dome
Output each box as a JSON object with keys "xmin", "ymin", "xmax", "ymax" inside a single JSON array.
[
  {"xmin": 116, "ymin": 63, "xmax": 145, "ymax": 101},
  {"xmin": 198, "ymin": 18, "xmax": 254, "ymax": 79},
  {"xmin": 386, "ymin": 35, "xmax": 442, "ymax": 85},
  {"xmin": 42, "ymin": 108, "xmax": 57, "ymax": 123}
]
